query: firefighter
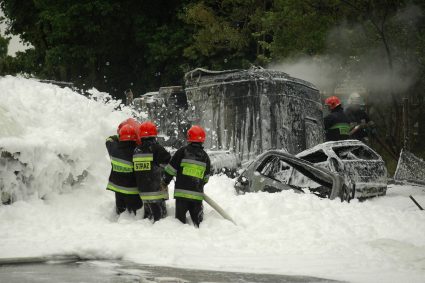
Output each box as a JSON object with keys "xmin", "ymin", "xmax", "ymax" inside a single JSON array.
[
  {"xmin": 106, "ymin": 124, "xmax": 142, "ymax": 215},
  {"xmin": 344, "ymin": 92, "xmax": 375, "ymax": 142},
  {"xmin": 162, "ymin": 125, "xmax": 211, "ymax": 227},
  {"xmin": 133, "ymin": 121, "xmax": 171, "ymax": 222},
  {"xmin": 106, "ymin": 118, "xmax": 139, "ymax": 143},
  {"xmin": 324, "ymin": 96, "xmax": 351, "ymax": 141}
]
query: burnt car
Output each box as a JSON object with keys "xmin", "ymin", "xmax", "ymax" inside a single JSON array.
[
  {"xmin": 295, "ymin": 140, "xmax": 387, "ymax": 199},
  {"xmin": 234, "ymin": 150, "xmax": 352, "ymax": 201}
]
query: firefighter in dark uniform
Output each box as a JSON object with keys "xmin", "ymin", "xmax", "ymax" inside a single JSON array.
[
  {"xmin": 344, "ymin": 92, "xmax": 375, "ymax": 142},
  {"xmin": 162, "ymin": 125, "xmax": 211, "ymax": 227},
  {"xmin": 106, "ymin": 123, "xmax": 142, "ymax": 215},
  {"xmin": 133, "ymin": 121, "xmax": 171, "ymax": 222},
  {"xmin": 324, "ymin": 96, "xmax": 351, "ymax": 141}
]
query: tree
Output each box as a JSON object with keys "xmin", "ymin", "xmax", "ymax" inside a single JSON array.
[
  {"xmin": 331, "ymin": 0, "xmax": 425, "ymax": 162},
  {"xmin": 0, "ymin": 35, "xmax": 8, "ymax": 57},
  {"xmin": 0, "ymin": 0, "xmax": 192, "ymax": 99},
  {"xmin": 268, "ymin": 0, "xmax": 342, "ymax": 59},
  {"xmin": 0, "ymin": 35, "xmax": 10, "ymax": 74},
  {"xmin": 182, "ymin": 0, "xmax": 274, "ymax": 70}
]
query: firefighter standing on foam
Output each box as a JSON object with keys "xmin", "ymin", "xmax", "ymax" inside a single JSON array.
[
  {"xmin": 106, "ymin": 122, "xmax": 142, "ymax": 215},
  {"xmin": 162, "ymin": 125, "xmax": 211, "ymax": 227},
  {"xmin": 133, "ymin": 121, "xmax": 171, "ymax": 222}
]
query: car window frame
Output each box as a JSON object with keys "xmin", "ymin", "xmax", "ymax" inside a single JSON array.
[{"xmin": 332, "ymin": 145, "xmax": 380, "ymax": 161}]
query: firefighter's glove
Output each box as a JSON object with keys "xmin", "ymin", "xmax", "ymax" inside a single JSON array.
[{"xmin": 106, "ymin": 135, "xmax": 119, "ymax": 142}]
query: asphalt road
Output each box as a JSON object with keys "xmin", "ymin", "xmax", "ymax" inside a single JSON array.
[{"xmin": 0, "ymin": 259, "xmax": 342, "ymax": 283}]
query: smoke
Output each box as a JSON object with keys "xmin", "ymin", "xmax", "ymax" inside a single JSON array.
[
  {"xmin": 269, "ymin": 56, "xmax": 345, "ymax": 94},
  {"xmin": 269, "ymin": 4, "xmax": 423, "ymax": 100}
]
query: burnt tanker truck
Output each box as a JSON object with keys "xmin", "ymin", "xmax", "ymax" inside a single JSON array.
[{"xmin": 133, "ymin": 67, "xmax": 325, "ymax": 163}]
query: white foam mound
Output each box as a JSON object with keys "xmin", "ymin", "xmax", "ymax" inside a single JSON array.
[
  {"xmin": 0, "ymin": 76, "xmax": 425, "ymax": 283},
  {"xmin": 0, "ymin": 76, "xmax": 132, "ymax": 201}
]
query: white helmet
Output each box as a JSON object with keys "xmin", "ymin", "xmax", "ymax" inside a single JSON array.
[{"xmin": 348, "ymin": 92, "xmax": 364, "ymax": 105}]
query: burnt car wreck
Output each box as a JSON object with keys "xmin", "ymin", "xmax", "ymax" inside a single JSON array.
[
  {"xmin": 296, "ymin": 140, "xmax": 387, "ymax": 199},
  {"xmin": 234, "ymin": 140, "xmax": 387, "ymax": 201},
  {"xmin": 234, "ymin": 150, "xmax": 352, "ymax": 202}
]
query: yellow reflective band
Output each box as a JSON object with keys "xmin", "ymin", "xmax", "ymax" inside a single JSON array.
[
  {"xmin": 140, "ymin": 193, "xmax": 168, "ymax": 201},
  {"xmin": 111, "ymin": 160, "xmax": 133, "ymax": 173},
  {"xmin": 133, "ymin": 156, "xmax": 153, "ymax": 162},
  {"xmin": 330, "ymin": 123, "xmax": 350, "ymax": 135},
  {"xmin": 181, "ymin": 162, "xmax": 205, "ymax": 179},
  {"xmin": 107, "ymin": 183, "xmax": 139, "ymax": 195},
  {"xmin": 174, "ymin": 191, "xmax": 204, "ymax": 201},
  {"xmin": 165, "ymin": 165, "xmax": 177, "ymax": 176}
]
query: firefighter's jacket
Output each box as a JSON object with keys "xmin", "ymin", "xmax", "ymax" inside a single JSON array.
[
  {"xmin": 345, "ymin": 105, "xmax": 371, "ymax": 140},
  {"xmin": 163, "ymin": 143, "xmax": 211, "ymax": 202},
  {"xmin": 133, "ymin": 138, "xmax": 171, "ymax": 203},
  {"xmin": 324, "ymin": 105, "xmax": 351, "ymax": 141},
  {"xmin": 106, "ymin": 138, "xmax": 138, "ymax": 195}
]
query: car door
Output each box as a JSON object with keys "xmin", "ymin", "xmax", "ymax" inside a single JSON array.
[{"xmin": 251, "ymin": 155, "xmax": 297, "ymax": 193}]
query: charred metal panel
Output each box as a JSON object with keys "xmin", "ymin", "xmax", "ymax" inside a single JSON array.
[
  {"xmin": 133, "ymin": 87, "xmax": 190, "ymax": 148},
  {"xmin": 184, "ymin": 67, "xmax": 324, "ymax": 161},
  {"xmin": 395, "ymin": 149, "xmax": 425, "ymax": 185}
]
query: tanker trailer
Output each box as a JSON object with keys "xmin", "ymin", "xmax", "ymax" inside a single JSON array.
[{"xmin": 184, "ymin": 67, "xmax": 324, "ymax": 162}]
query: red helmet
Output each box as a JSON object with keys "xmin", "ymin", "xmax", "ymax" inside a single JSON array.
[
  {"xmin": 325, "ymin": 96, "xmax": 341, "ymax": 110},
  {"xmin": 117, "ymin": 118, "xmax": 138, "ymax": 134},
  {"xmin": 139, "ymin": 121, "xmax": 157, "ymax": 138},
  {"xmin": 118, "ymin": 124, "xmax": 138, "ymax": 141},
  {"xmin": 187, "ymin": 125, "xmax": 206, "ymax": 143}
]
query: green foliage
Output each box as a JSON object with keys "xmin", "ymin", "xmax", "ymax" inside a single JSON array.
[
  {"xmin": 268, "ymin": 0, "xmax": 341, "ymax": 59},
  {"xmin": 0, "ymin": 0, "xmax": 192, "ymax": 98},
  {"xmin": 0, "ymin": 35, "xmax": 10, "ymax": 74},
  {"xmin": 182, "ymin": 0, "xmax": 272, "ymax": 69}
]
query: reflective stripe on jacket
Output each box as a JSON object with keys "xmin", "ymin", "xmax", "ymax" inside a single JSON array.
[
  {"xmin": 163, "ymin": 143, "xmax": 211, "ymax": 202},
  {"xmin": 329, "ymin": 123, "xmax": 351, "ymax": 136},
  {"xmin": 111, "ymin": 157, "xmax": 134, "ymax": 173},
  {"xmin": 107, "ymin": 181, "xmax": 139, "ymax": 195},
  {"xmin": 133, "ymin": 153, "xmax": 153, "ymax": 171},
  {"xmin": 174, "ymin": 189, "xmax": 204, "ymax": 201},
  {"xmin": 106, "ymin": 139, "xmax": 137, "ymax": 193},
  {"xmin": 181, "ymin": 159, "xmax": 207, "ymax": 179},
  {"xmin": 324, "ymin": 105, "xmax": 351, "ymax": 141},
  {"xmin": 139, "ymin": 190, "xmax": 169, "ymax": 203},
  {"xmin": 133, "ymin": 138, "xmax": 171, "ymax": 200}
]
